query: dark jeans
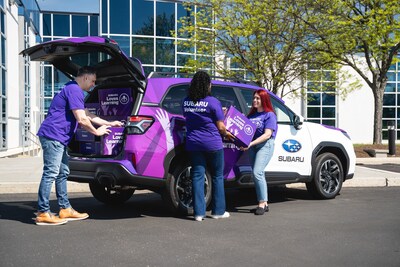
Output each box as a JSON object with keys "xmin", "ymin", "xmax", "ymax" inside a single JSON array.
[{"xmin": 189, "ymin": 149, "xmax": 226, "ymax": 217}]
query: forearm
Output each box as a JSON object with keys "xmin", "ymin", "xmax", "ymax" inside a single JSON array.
[
  {"xmin": 89, "ymin": 116, "xmax": 112, "ymax": 126},
  {"xmin": 249, "ymin": 130, "xmax": 272, "ymax": 147},
  {"xmin": 78, "ymin": 116, "xmax": 101, "ymax": 136}
]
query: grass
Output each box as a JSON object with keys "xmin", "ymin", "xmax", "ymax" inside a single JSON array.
[{"xmin": 353, "ymin": 144, "xmax": 400, "ymax": 158}]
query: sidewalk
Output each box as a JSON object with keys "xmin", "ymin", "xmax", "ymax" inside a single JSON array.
[{"xmin": 0, "ymin": 155, "xmax": 399, "ymax": 194}]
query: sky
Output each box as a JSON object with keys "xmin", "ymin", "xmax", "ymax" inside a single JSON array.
[{"xmin": 37, "ymin": 0, "xmax": 99, "ymax": 14}]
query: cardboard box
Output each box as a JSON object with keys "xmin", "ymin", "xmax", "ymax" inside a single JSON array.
[
  {"xmin": 85, "ymin": 103, "xmax": 101, "ymax": 116},
  {"xmin": 101, "ymin": 127, "xmax": 124, "ymax": 155},
  {"xmin": 80, "ymin": 141, "xmax": 101, "ymax": 155},
  {"xmin": 98, "ymin": 88, "xmax": 132, "ymax": 117},
  {"xmin": 76, "ymin": 128, "xmax": 95, "ymax": 141},
  {"xmin": 224, "ymin": 106, "xmax": 256, "ymax": 148}
]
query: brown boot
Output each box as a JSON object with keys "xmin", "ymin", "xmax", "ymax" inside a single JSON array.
[
  {"xmin": 59, "ymin": 207, "xmax": 89, "ymax": 221},
  {"xmin": 35, "ymin": 212, "xmax": 68, "ymax": 226}
]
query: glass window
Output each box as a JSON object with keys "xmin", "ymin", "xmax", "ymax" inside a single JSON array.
[
  {"xmin": 156, "ymin": 38, "xmax": 174, "ymax": 65},
  {"xmin": 307, "ymin": 107, "xmax": 320, "ymax": 118},
  {"xmin": 101, "ymin": 0, "xmax": 107, "ymax": 34},
  {"xmin": 143, "ymin": 66, "xmax": 154, "ymax": 77},
  {"xmin": 383, "ymin": 94, "xmax": 396, "ymax": 106},
  {"xmin": 44, "ymin": 98, "xmax": 52, "ymax": 113},
  {"xmin": 161, "ymin": 84, "xmax": 188, "ymax": 115},
  {"xmin": 177, "ymin": 3, "xmax": 194, "ymax": 38},
  {"xmin": 387, "ymin": 72, "xmax": 396, "ymax": 81},
  {"xmin": 72, "ymin": 16, "xmax": 88, "ymax": 37},
  {"xmin": 132, "ymin": 37, "xmax": 154, "ymax": 64},
  {"xmin": 90, "ymin": 16, "xmax": 99, "ymax": 36},
  {"xmin": 1, "ymin": 36, "xmax": 5, "ymax": 65},
  {"xmin": 43, "ymin": 14, "xmax": 51, "ymax": 36},
  {"xmin": 383, "ymin": 107, "xmax": 395, "ymax": 118},
  {"xmin": 322, "ymin": 119, "xmax": 335, "ymax": 126},
  {"xmin": 307, "ymin": 81, "xmax": 319, "ymax": 91},
  {"xmin": 212, "ymin": 86, "xmax": 240, "ymax": 111},
  {"xmin": 44, "ymin": 66, "xmax": 53, "ymax": 97},
  {"xmin": 53, "ymin": 14, "xmax": 70, "ymax": 36},
  {"xmin": 1, "ymin": 99, "xmax": 5, "ymax": 120},
  {"xmin": 307, "ymin": 93, "xmax": 320, "ymax": 105},
  {"xmin": 110, "ymin": 35, "xmax": 130, "ymax": 56},
  {"xmin": 177, "ymin": 54, "xmax": 192, "ymax": 66},
  {"xmin": 322, "ymin": 93, "xmax": 335, "ymax": 105},
  {"xmin": 156, "ymin": 1, "xmax": 175, "ymax": 37},
  {"xmin": 110, "ymin": 0, "xmax": 129, "ymax": 34},
  {"xmin": 54, "ymin": 69, "xmax": 70, "ymax": 93},
  {"xmin": 0, "ymin": 9, "xmax": 4, "ymax": 34},
  {"xmin": 385, "ymin": 83, "xmax": 396, "ymax": 92},
  {"xmin": 132, "ymin": 0, "xmax": 154, "ymax": 35},
  {"xmin": 239, "ymin": 88, "xmax": 254, "ymax": 112},
  {"xmin": 322, "ymin": 107, "xmax": 335, "ymax": 118},
  {"xmin": 1, "ymin": 69, "xmax": 5, "ymax": 96},
  {"xmin": 270, "ymin": 97, "xmax": 291, "ymax": 123}
]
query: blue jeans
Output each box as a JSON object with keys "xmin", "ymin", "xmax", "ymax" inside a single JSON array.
[
  {"xmin": 189, "ymin": 149, "xmax": 226, "ymax": 217},
  {"xmin": 38, "ymin": 136, "xmax": 71, "ymax": 212},
  {"xmin": 248, "ymin": 139, "xmax": 275, "ymax": 202}
]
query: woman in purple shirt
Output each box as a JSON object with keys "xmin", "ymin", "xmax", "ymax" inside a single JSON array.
[
  {"xmin": 183, "ymin": 71, "xmax": 234, "ymax": 221},
  {"xmin": 240, "ymin": 89, "xmax": 277, "ymax": 215}
]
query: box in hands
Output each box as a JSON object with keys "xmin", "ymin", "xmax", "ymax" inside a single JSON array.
[
  {"xmin": 101, "ymin": 127, "xmax": 124, "ymax": 155},
  {"xmin": 224, "ymin": 106, "xmax": 256, "ymax": 148}
]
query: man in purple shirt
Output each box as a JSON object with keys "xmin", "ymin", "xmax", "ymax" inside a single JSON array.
[{"xmin": 36, "ymin": 66, "xmax": 122, "ymax": 226}]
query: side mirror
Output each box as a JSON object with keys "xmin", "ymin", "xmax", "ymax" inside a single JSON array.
[{"xmin": 293, "ymin": 115, "xmax": 303, "ymax": 130}]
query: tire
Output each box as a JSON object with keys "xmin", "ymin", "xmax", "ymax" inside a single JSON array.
[
  {"xmin": 89, "ymin": 182, "xmax": 134, "ymax": 205},
  {"xmin": 164, "ymin": 161, "xmax": 212, "ymax": 215},
  {"xmin": 306, "ymin": 153, "xmax": 344, "ymax": 199}
]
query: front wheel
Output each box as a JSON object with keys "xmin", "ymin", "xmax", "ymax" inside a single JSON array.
[
  {"xmin": 89, "ymin": 182, "xmax": 135, "ymax": 205},
  {"xmin": 164, "ymin": 161, "xmax": 212, "ymax": 215},
  {"xmin": 306, "ymin": 153, "xmax": 344, "ymax": 199}
]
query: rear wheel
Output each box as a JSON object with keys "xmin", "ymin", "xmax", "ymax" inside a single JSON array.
[
  {"xmin": 89, "ymin": 182, "xmax": 135, "ymax": 205},
  {"xmin": 164, "ymin": 161, "xmax": 212, "ymax": 215},
  {"xmin": 306, "ymin": 153, "xmax": 343, "ymax": 199}
]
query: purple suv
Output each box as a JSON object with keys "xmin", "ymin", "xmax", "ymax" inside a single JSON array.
[{"xmin": 22, "ymin": 37, "xmax": 356, "ymax": 214}]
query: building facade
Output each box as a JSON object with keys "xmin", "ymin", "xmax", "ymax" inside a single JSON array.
[{"xmin": 0, "ymin": 0, "xmax": 399, "ymax": 157}]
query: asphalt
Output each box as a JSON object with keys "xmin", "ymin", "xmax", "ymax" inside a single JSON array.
[{"xmin": 0, "ymin": 155, "xmax": 399, "ymax": 194}]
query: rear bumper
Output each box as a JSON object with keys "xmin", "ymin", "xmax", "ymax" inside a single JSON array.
[{"xmin": 68, "ymin": 159, "xmax": 166, "ymax": 189}]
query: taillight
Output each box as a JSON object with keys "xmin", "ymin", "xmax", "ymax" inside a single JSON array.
[{"xmin": 126, "ymin": 116, "xmax": 154, "ymax": 134}]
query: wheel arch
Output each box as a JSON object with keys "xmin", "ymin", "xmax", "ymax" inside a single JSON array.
[
  {"xmin": 312, "ymin": 142, "xmax": 350, "ymax": 180},
  {"xmin": 163, "ymin": 143, "xmax": 188, "ymax": 178}
]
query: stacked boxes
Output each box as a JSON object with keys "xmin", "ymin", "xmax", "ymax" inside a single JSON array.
[
  {"xmin": 224, "ymin": 106, "xmax": 256, "ymax": 148},
  {"xmin": 75, "ymin": 88, "xmax": 132, "ymax": 155}
]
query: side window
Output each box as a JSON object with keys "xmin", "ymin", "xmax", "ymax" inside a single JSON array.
[
  {"xmin": 238, "ymin": 88, "xmax": 293, "ymax": 124},
  {"xmin": 161, "ymin": 84, "xmax": 188, "ymax": 115},
  {"xmin": 212, "ymin": 86, "xmax": 241, "ymax": 111}
]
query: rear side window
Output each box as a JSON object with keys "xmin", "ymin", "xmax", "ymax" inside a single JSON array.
[
  {"xmin": 211, "ymin": 86, "xmax": 241, "ymax": 111},
  {"xmin": 238, "ymin": 88, "xmax": 292, "ymax": 124}
]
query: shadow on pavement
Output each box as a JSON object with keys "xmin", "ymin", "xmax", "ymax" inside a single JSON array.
[
  {"xmin": 0, "ymin": 186, "xmax": 315, "ymax": 224},
  {"xmin": 358, "ymin": 163, "xmax": 400, "ymax": 173}
]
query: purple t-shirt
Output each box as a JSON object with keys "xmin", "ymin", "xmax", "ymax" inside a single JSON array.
[
  {"xmin": 248, "ymin": 111, "xmax": 278, "ymax": 140},
  {"xmin": 182, "ymin": 96, "xmax": 225, "ymax": 151},
  {"xmin": 37, "ymin": 81, "xmax": 85, "ymax": 145}
]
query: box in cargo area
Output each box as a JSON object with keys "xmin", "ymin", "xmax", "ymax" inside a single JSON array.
[
  {"xmin": 224, "ymin": 106, "xmax": 256, "ymax": 148},
  {"xmin": 101, "ymin": 127, "xmax": 124, "ymax": 155},
  {"xmin": 76, "ymin": 128, "xmax": 95, "ymax": 141},
  {"xmin": 85, "ymin": 103, "xmax": 101, "ymax": 116},
  {"xmin": 98, "ymin": 88, "xmax": 133, "ymax": 117},
  {"xmin": 80, "ymin": 141, "xmax": 101, "ymax": 155}
]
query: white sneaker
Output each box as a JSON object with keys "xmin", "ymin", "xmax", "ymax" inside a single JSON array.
[
  {"xmin": 210, "ymin": 211, "xmax": 230, "ymax": 219},
  {"xmin": 194, "ymin": 216, "xmax": 204, "ymax": 222}
]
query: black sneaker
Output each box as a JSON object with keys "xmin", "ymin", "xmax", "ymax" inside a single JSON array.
[{"xmin": 254, "ymin": 205, "xmax": 269, "ymax": 215}]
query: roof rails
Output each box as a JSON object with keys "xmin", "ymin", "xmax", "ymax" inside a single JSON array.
[{"xmin": 148, "ymin": 72, "xmax": 259, "ymax": 86}]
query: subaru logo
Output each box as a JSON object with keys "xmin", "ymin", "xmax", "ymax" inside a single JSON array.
[
  {"xmin": 282, "ymin": 139, "xmax": 302, "ymax": 153},
  {"xmin": 119, "ymin": 93, "xmax": 129, "ymax": 104}
]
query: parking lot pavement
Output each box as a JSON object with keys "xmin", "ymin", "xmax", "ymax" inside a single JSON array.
[{"xmin": 0, "ymin": 155, "xmax": 399, "ymax": 194}]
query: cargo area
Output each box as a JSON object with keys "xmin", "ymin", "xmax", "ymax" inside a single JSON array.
[{"xmin": 68, "ymin": 83, "xmax": 137, "ymax": 157}]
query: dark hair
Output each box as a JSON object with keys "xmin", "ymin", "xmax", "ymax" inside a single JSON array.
[
  {"xmin": 77, "ymin": 66, "xmax": 97, "ymax": 77},
  {"xmin": 248, "ymin": 89, "xmax": 275, "ymax": 116},
  {"xmin": 188, "ymin": 70, "xmax": 211, "ymax": 102}
]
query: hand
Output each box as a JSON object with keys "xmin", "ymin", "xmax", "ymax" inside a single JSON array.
[
  {"xmin": 239, "ymin": 146, "xmax": 249, "ymax": 151},
  {"xmin": 109, "ymin": 120, "xmax": 123, "ymax": 127},
  {"xmin": 96, "ymin": 125, "xmax": 111, "ymax": 136},
  {"xmin": 224, "ymin": 131, "xmax": 236, "ymax": 142}
]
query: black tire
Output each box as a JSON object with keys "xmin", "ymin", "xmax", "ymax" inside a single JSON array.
[
  {"xmin": 164, "ymin": 161, "xmax": 212, "ymax": 215},
  {"xmin": 306, "ymin": 153, "xmax": 344, "ymax": 199},
  {"xmin": 89, "ymin": 182, "xmax": 134, "ymax": 205}
]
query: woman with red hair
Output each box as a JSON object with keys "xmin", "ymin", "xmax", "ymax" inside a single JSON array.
[{"xmin": 240, "ymin": 89, "xmax": 277, "ymax": 215}]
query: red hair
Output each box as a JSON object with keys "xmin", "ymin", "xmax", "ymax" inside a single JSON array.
[{"xmin": 248, "ymin": 89, "xmax": 275, "ymax": 116}]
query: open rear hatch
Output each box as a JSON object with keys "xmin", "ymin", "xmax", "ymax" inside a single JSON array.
[{"xmin": 21, "ymin": 36, "xmax": 147, "ymax": 157}]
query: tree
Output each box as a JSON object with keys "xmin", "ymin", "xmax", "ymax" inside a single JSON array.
[
  {"xmin": 176, "ymin": 0, "xmax": 313, "ymax": 98},
  {"xmin": 293, "ymin": 0, "xmax": 400, "ymax": 144}
]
